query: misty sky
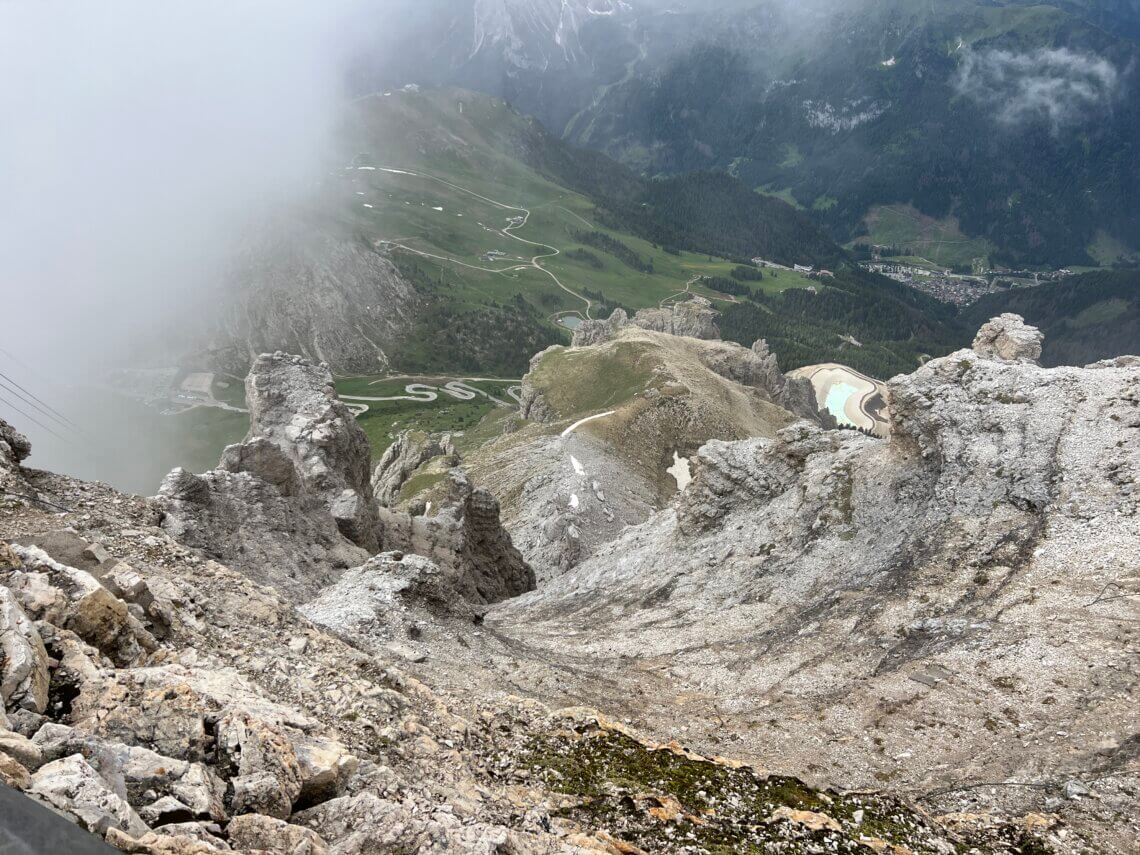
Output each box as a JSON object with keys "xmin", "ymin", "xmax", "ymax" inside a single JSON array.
[{"xmin": 0, "ymin": 0, "xmax": 384, "ymax": 486}]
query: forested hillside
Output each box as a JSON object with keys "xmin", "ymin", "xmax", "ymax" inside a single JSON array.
[
  {"xmin": 719, "ymin": 267, "xmax": 966, "ymax": 378},
  {"xmin": 963, "ymin": 271, "xmax": 1140, "ymax": 366},
  {"xmin": 515, "ymin": 118, "xmax": 842, "ymax": 268},
  {"xmin": 555, "ymin": 2, "xmax": 1140, "ymax": 268}
]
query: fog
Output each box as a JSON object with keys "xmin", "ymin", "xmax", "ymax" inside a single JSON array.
[
  {"xmin": 955, "ymin": 46, "xmax": 1127, "ymax": 132},
  {"xmin": 0, "ymin": 0, "xmax": 381, "ymax": 491}
]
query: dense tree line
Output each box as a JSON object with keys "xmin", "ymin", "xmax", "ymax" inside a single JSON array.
[
  {"xmin": 719, "ymin": 267, "xmax": 965, "ymax": 378},
  {"xmin": 594, "ymin": 172, "xmax": 843, "ymax": 269},
  {"xmin": 574, "ymin": 231, "xmax": 654, "ymax": 273},
  {"xmin": 963, "ymin": 271, "xmax": 1140, "ymax": 367},
  {"xmin": 391, "ymin": 259, "xmax": 567, "ymax": 375},
  {"xmin": 702, "ymin": 276, "xmax": 756, "ymax": 299},
  {"xmin": 731, "ymin": 265, "xmax": 764, "ymax": 282},
  {"xmin": 515, "ymin": 119, "xmax": 843, "ymax": 269}
]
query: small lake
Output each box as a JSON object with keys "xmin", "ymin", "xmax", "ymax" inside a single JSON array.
[
  {"xmin": 825, "ymin": 381, "xmax": 860, "ymax": 427},
  {"xmin": 558, "ymin": 316, "xmax": 582, "ymax": 330}
]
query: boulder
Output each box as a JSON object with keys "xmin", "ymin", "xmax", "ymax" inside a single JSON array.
[
  {"xmin": 226, "ymin": 814, "xmax": 327, "ymax": 854},
  {"xmin": 29, "ymin": 753, "xmax": 150, "ymax": 838},
  {"xmin": 292, "ymin": 735, "xmax": 359, "ymax": 809},
  {"xmin": 972, "ymin": 313, "xmax": 1044, "ymax": 363},
  {"xmin": 0, "ymin": 750, "xmax": 31, "ymax": 789},
  {"xmin": 215, "ymin": 712, "xmax": 303, "ymax": 818},
  {"xmin": 0, "ymin": 583, "xmax": 50, "ymax": 713},
  {"xmin": 0, "ymin": 728, "xmax": 43, "ymax": 768},
  {"xmin": 6, "ymin": 544, "xmax": 156, "ymax": 667}
]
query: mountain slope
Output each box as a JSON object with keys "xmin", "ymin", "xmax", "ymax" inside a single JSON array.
[
  {"xmin": 366, "ymin": 1, "xmax": 1140, "ymax": 267},
  {"xmin": 962, "ymin": 269, "xmax": 1140, "ymax": 366}
]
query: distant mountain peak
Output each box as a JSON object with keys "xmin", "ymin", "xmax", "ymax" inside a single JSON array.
[{"xmin": 470, "ymin": 0, "xmax": 633, "ymax": 69}]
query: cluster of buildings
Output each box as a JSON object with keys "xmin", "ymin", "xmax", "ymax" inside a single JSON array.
[{"xmin": 863, "ymin": 261, "xmax": 1013, "ymax": 306}]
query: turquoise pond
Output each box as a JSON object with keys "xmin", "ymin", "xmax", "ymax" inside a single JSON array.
[{"xmin": 825, "ymin": 381, "xmax": 859, "ymax": 427}]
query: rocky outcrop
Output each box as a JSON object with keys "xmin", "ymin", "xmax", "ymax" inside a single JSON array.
[
  {"xmin": 222, "ymin": 353, "xmax": 381, "ymax": 551},
  {"xmin": 371, "ymin": 431, "xmax": 457, "ymax": 507},
  {"xmin": 158, "ymin": 354, "xmax": 380, "ymax": 601},
  {"xmin": 632, "ymin": 296, "xmax": 720, "ymax": 340},
  {"xmin": 972, "ymin": 312, "xmax": 1044, "ymax": 362},
  {"xmin": 698, "ymin": 338, "xmax": 837, "ymax": 428},
  {"xmin": 377, "ymin": 471, "xmax": 534, "ymax": 604},
  {"xmin": 570, "ymin": 308, "xmax": 629, "ymax": 347},
  {"xmin": 484, "ymin": 316, "xmax": 1139, "ymax": 849},
  {"xmin": 158, "ymin": 354, "xmax": 533, "ymax": 606},
  {"xmin": 569, "ymin": 298, "xmax": 720, "ymax": 348},
  {"xmin": 0, "ymin": 417, "xmax": 31, "ymax": 492}
]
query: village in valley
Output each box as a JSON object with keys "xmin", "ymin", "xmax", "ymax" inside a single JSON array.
[{"xmin": 855, "ymin": 247, "xmax": 1073, "ymax": 306}]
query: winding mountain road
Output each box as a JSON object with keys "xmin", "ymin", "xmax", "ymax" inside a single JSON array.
[{"xmin": 367, "ymin": 166, "xmax": 595, "ymax": 319}]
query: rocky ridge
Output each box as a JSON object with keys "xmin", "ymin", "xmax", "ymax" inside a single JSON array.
[
  {"xmin": 156, "ymin": 353, "xmax": 531, "ymax": 605},
  {"xmin": 473, "ymin": 315, "xmax": 1139, "ymax": 851},
  {"xmin": 462, "ymin": 325, "xmax": 804, "ymax": 580},
  {"xmin": 0, "ymin": 314, "xmax": 1133, "ymax": 853},
  {"xmin": 0, "ymin": 431, "xmax": 1036, "ymax": 853}
]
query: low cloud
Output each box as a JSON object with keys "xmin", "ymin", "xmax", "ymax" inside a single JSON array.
[{"xmin": 954, "ymin": 47, "xmax": 1124, "ymax": 131}]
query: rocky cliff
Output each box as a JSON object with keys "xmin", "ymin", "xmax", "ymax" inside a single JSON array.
[
  {"xmin": 475, "ymin": 315, "xmax": 1139, "ymax": 851},
  {"xmin": 157, "ymin": 353, "xmax": 532, "ymax": 605},
  {"xmin": 0, "ymin": 440, "xmax": 1033, "ymax": 854},
  {"xmin": 0, "ymin": 315, "xmax": 1134, "ymax": 853}
]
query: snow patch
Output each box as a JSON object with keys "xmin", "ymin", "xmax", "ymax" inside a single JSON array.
[{"xmin": 667, "ymin": 452, "xmax": 692, "ymax": 492}]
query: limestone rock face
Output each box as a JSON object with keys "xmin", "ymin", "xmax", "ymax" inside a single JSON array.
[
  {"xmin": 377, "ymin": 471, "xmax": 535, "ymax": 604},
  {"xmin": 223, "ymin": 353, "xmax": 381, "ymax": 551},
  {"xmin": 157, "ymin": 467, "xmax": 368, "ymax": 602},
  {"xmin": 0, "ymin": 583, "xmax": 49, "ymax": 714},
  {"xmin": 632, "ymin": 296, "xmax": 720, "ymax": 340},
  {"xmin": 372, "ymin": 432, "xmax": 457, "ymax": 507},
  {"xmin": 158, "ymin": 354, "xmax": 381, "ymax": 601},
  {"xmin": 972, "ymin": 312, "xmax": 1044, "ymax": 363}
]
